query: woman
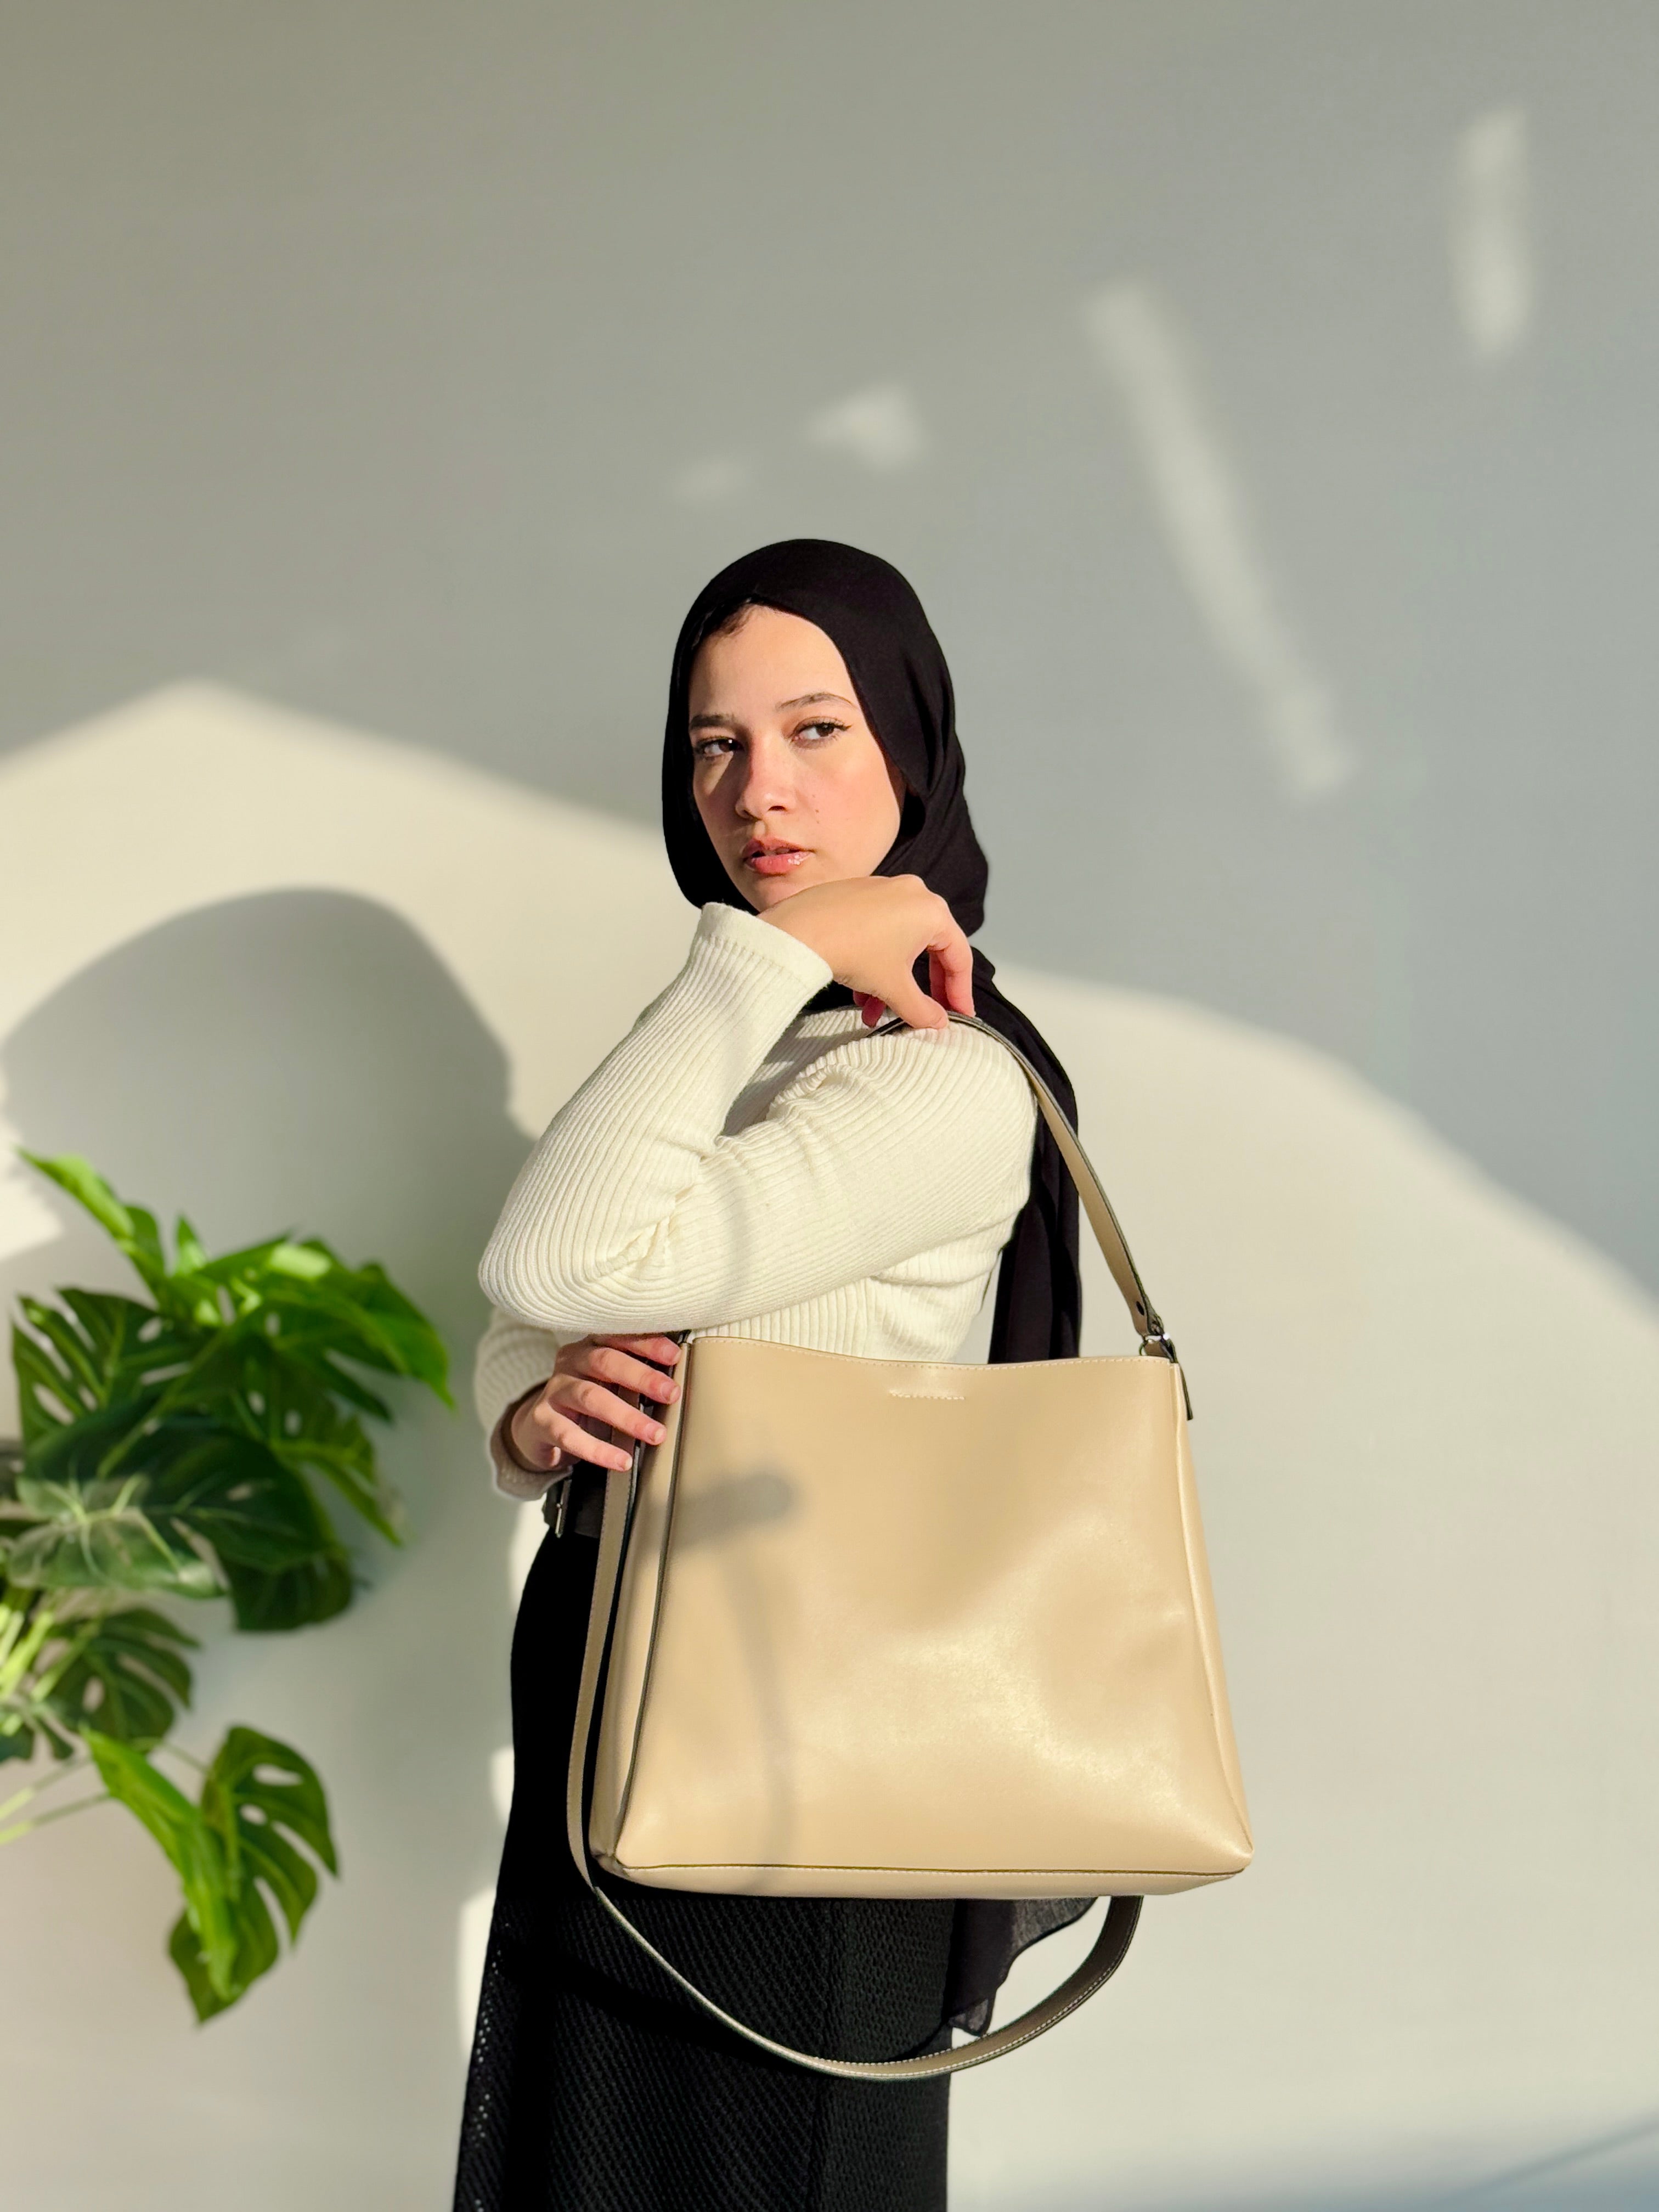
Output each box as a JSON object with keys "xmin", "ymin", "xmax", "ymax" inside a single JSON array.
[{"xmin": 454, "ymin": 539, "xmax": 1089, "ymax": 2212}]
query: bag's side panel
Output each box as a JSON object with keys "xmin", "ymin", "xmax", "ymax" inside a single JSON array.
[
  {"xmin": 603, "ymin": 1338, "xmax": 1251, "ymax": 1896},
  {"xmin": 1170, "ymin": 1364, "xmax": 1252, "ymax": 1855},
  {"xmin": 588, "ymin": 1346, "xmax": 687, "ymax": 1859}
]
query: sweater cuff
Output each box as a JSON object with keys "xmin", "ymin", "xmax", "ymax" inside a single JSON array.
[
  {"xmin": 692, "ymin": 900, "xmax": 834, "ymax": 1004},
  {"xmin": 489, "ymin": 1383, "xmax": 561, "ymax": 1502}
]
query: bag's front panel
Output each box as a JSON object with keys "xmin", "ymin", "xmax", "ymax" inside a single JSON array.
[{"xmin": 602, "ymin": 1338, "xmax": 1251, "ymax": 1896}]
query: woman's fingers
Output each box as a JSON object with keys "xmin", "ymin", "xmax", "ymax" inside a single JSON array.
[
  {"xmin": 524, "ymin": 1335, "xmax": 685, "ymax": 1473},
  {"xmin": 544, "ymin": 1408, "xmax": 634, "ymax": 1472},
  {"xmin": 880, "ymin": 964, "xmax": 950, "ymax": 1030},
  {"xmin": 760, "ymin": 876, "xmax": 973, "ymax": 1025},
  {"xmin": 591, "ymin": 1331, "xmax": 682, "ymax": 1370},
  {"xmin": 878, "ymin": 882, "xmax": 973, "ymax": 1028},
  {"xmin": 925, "ymin": 914, "xmax": 976, "ymax": 1017},
  {"xmin": 523, "ymin": 1386, "xmax": 646, "ymax": 1473},
  {"xmin": 577, "ymin": 1337, "xmax": 682, "ymax": 1405},
  {"xmin": 521, "ymin": 1333, "xmax": 685, "ymax": 1474},
  {"xmin": 563, "ymin": 1374, "xmax": 669, "ymax": 1448}
]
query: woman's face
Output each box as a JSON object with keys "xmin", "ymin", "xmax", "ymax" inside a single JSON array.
[{"xmin": 687, "ymin": 604, "xmax": 906, "ymax": 911}]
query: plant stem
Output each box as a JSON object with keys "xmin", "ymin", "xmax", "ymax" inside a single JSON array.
[
  {"xmin": 0, "ymin": 1791, "xmax": 109, "ymax": 1846},
  {"xmin": 0, "ymin": 1598, "xmax": 59, "ymax": 1701},
  {"xmin": 0, "ymin": 1752, "xmax": 91, "ymax": 1827},
  {"xmin": 28, "ymin": 1617, "xmax": 99, "ymax": 1704}
]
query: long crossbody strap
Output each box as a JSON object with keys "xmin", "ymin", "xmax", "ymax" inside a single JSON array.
[{"xmin": 565, "ymin": 1447, "xmax": 1142, "ymax": 2080}]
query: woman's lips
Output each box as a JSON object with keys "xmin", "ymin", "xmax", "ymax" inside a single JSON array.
[{"xmin": 745, "ymin": 847, "xmax": 809, "ymax": 875}]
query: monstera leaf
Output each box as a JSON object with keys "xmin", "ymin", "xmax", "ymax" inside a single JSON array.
[
  {"xmin": 230, "ymin": 1346, "xmax": 403, "ymax": 1543},
  {"xmin": 43, "ymin": 1605, "xmax": 196, "ymax": 1748},
  {"xmin": 86, "ymin": 1725, "xmax": 338, "ymax": 2019},
  {"xmin": 219, "ymin": 1547, "xmax": 355, "ymax": 1634},
  {"xmin": 187, "ymin": 1230, "xmax": 450, "ymax": 1391},
  {"xmin": 0, "ymin": 1594, "xmax": 195, "ymax": 1766},
  {"xmin": 141, "ymin": 1428, "xmax": 334, "ymax": 1572},
  {"xmin": 12, "ymin": 1288, "xmax": 195, "ymax": 1459},
  {"xmin": 18, "ymin": 1158, "xmax": 172, "ymax": 1304}
]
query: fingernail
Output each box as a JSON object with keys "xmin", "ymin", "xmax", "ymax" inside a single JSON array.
[
  {"xmin": 647, "ymin": 1422, "xmax": 665, "ymax": 1444},
  {"xmin": 667, "ymin": 1382, "xmax": 681, "ymax": 1400}
]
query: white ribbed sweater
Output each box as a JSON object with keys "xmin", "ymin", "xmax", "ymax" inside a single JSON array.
[{"xmin": 474, "ymin": 901, "xmax": 1037, "ymax": 1493}]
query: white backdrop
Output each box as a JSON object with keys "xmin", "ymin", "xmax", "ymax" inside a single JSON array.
[{"xmin": 1, "ymin": 688, "xmax": 1654, "ymax": 2209}]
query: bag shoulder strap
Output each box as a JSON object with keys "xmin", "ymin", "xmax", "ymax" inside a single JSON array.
[
  {"xmin": 566, "ymin": 1448, "xmax": 1142, "ymax": 2080},
  {"xmin": 862, "ymin": 1010, "xmax": 1189, "ymax": 1411}
]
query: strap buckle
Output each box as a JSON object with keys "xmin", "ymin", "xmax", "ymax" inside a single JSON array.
[{"xmin": 545, "ymin": 1472, "xmax": 573, "ymax": 1538}]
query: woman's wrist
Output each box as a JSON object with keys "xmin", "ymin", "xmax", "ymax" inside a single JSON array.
[{"xmin": 499, "ymin": 1381, "xmax": 561, "ymax": 1475}]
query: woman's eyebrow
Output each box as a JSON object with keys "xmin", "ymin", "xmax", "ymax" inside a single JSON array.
[{"xmin": 688, "ymin": 691, "xmax": 852, "ymax": 733}]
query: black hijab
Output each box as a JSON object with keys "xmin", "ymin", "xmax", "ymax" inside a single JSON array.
[{"xmin": 660, "ymin": 537, "xmax": 1082, "ymax": 1368}]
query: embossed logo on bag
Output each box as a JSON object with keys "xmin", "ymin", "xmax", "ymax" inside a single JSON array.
[{"xmin": 887, "ymin": 1366, "xmax": 967, "ymax": 1401}]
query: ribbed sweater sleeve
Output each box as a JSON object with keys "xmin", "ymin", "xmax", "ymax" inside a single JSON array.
[{"xmin": 478, "ymin": 902, "xmax": 1037, "ymax": 1337}]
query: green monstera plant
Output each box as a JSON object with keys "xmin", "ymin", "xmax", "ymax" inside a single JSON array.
[{"xmin": 0, "ymin": 1153, "xmax": 449, "ymax": 2018}]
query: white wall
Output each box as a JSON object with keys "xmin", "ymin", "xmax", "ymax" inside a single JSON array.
[
  {"xmin": 1, "ymin": 0, "xmax": 1655, "ymax": 1300},
  {"xmin": 2, "ymin": 689, "xmax": 1654, "ymax": 2208}
]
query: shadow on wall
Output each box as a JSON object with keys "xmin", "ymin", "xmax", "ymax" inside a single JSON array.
[
  {"xmin": 3, "ymin": 887, "xmax": 524, "ymax": 1393},
  {"xmin": 1092, "ymin": 2121, "xmax": 1659, "ymax": 2212},
  {"xmin": 1, "ymin": 890, "xmax": 529, "ymax": 2200},
  {"xmin": 1008, "ymin": 2097, "xmax": 1659, "ymax": 2210}
]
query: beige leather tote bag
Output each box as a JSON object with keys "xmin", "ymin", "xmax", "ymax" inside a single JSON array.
[{"xmin": 564, "ymin": 1012, "xmax": 1251, "ymax": 2079}]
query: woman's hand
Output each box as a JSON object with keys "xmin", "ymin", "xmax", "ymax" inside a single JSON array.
[
  {"xmin": 509, "ymin": 1333, "xmax": 682, "ymax": 1474},
  {"xmin": 758, "ymin": 875, "xmax": 975, "ymax": 1031}
]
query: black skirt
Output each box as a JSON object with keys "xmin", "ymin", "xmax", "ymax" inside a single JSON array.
[{"xmin": 452, "ymin": 1516, "xmax": 956, "ymax": 2212}]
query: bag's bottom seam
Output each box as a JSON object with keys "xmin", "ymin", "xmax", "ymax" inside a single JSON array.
[{"xmin": 602, "ymin": 1861, "xmax": 1240, "ymax": 1880}]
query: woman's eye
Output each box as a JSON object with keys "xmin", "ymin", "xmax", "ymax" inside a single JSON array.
[{"xmin": 692, "ymin": 721, "xmax": 844, "ymax": 758}]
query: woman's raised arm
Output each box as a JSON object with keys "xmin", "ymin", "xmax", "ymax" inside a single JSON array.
[{"xmin": 478, "ymin": 902, "xmax": 1033, "ymax": 1340}]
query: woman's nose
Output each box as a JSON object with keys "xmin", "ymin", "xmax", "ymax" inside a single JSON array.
[{"xmin": 734, "ymin": 735, "xmax": 794, "ymax": 821}]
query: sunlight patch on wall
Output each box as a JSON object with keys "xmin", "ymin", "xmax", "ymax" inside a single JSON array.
[
  {"xmin": 805, "ymin": 380, "xmax": 928, "ymax": 471},
  {"xmin": 456, "ymin": 1884, "xmax": 495, "ymax": 2055},
  {"xmin": 669, "ymin": 453, "xmax": 755, "ymax": 504},
  {"xmin": 1451, "ymin": 107, "xmax": 1534, "ymax": 364},
  {"xmin": 1084, "ymin": 282, "xmax": 1354, "ymax": 804}
]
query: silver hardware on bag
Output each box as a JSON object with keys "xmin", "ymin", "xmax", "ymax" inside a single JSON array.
[
  {"xmin": 545, "ymin": 1472, "xmax": 572, "ymax": 1538},
  {"xmin": 1138, "ymin": 1325, "xmax": 1193, "ymax": 1419}
]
